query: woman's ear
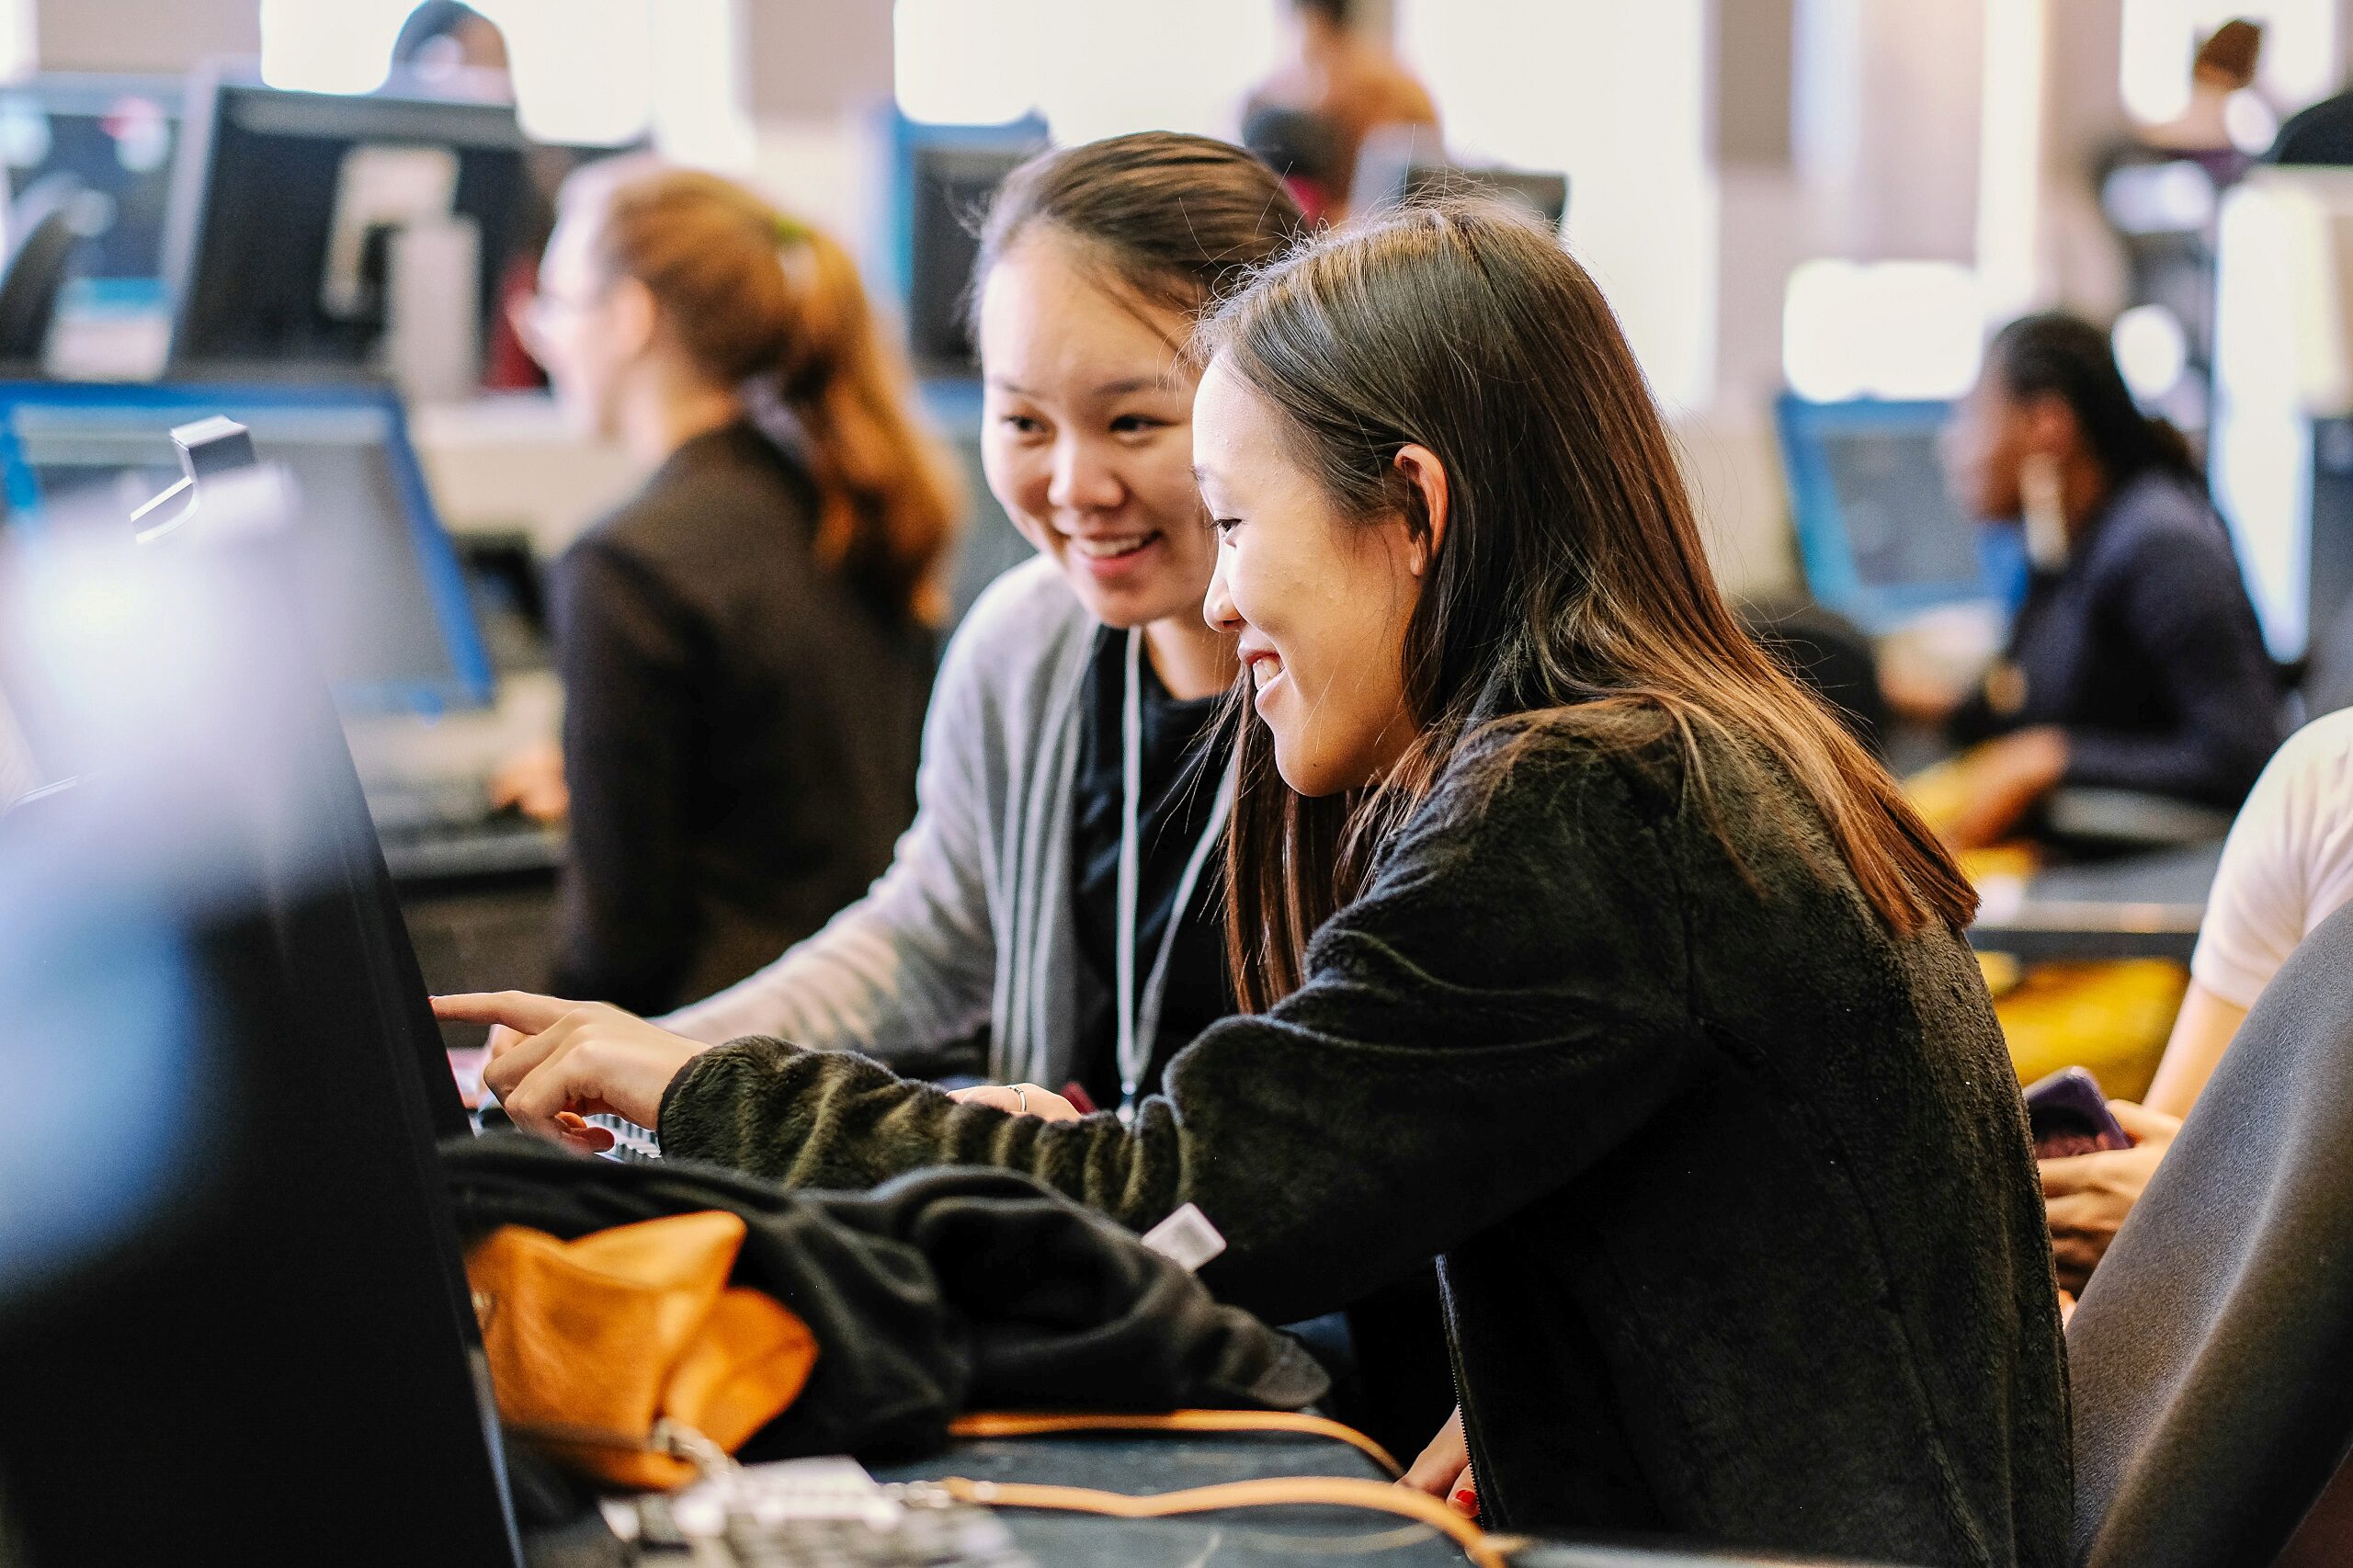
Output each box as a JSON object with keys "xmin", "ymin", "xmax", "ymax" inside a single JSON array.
[
  {"xmin": 608, "ymin": 275, "xmax": 660, "ymax": 363},
  {"xmin": 1392, "ymin": 443, "xmax": 1450, "ymax": 577}
]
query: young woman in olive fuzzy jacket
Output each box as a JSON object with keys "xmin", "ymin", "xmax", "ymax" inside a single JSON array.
[{"xmin": 443, "ymin": 203, "xmax": 2070, "ymax": 1564}]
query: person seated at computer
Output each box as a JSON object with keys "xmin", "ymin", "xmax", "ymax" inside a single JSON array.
[
  {"xmin": 1922, "ymin": 311, "xmax": 2282, "ymax": 849},
  {"xmin": 1244, "ymin": 0, "xmax": 1438, "ymax": 218},
  {"xmin": 507, "ymin": 158, "xmax": 959, "ymax": 1016},
  {"xmin": 2041, "ymin": 703, "xmax": 2353, "ymax": 1290},
  {"xmin": 443, "ymin": 199, "xmax": 2068, "ymax": 1562}
]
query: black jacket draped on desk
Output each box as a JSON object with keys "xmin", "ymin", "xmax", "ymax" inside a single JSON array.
[
  {"xmin": 551, "ymin": 420, "xmax": 933, "ymax": 1014},
  {"xmin": 658, "ymin": 706, "xmax": 2072, "ymax": 1566},
  {"xmin": 1949, "ymin": 472, "xmax": 2282, "ymax": 808}
]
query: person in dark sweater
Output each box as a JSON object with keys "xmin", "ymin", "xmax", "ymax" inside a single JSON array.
[
  {"xmin": 507, "ymin": 160, "xmax": 960, "ymax": 1013},
  {"xmin": 445, "ymin": 201, "xmax": 2069, "ymax": 1562},
  {"xmin": 1926, "ymin": 311, "xmax": 2282, "ymax": 848}
]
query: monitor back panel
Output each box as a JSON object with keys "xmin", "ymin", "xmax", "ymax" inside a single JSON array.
[{"xmin": 0, "ymin": 511, "xmax": 515, "ymax": 1564}]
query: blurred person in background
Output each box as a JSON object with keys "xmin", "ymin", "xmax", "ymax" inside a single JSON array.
[
  {"xmin": 1912, "ymin": 311, "xmax": 2281, "ymax": 851},
  {"xmin": 505, "ymin": 159, "xmax": 959, "ymax": 1015},
  {"xmin": 389, "ymin": 1, "xmax": 511, "ymax": 97},
  {"xmin": 1244, "ymin": 0, "xmax": 1438, "ymax": 219},
  {"xmin": 2136, "ymin": 18, "xmax": 2269, "ymax": 185}
]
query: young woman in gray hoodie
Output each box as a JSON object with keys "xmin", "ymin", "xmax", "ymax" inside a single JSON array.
[{"xmin": 649, "ymin": 134, "xmax": 1308, "ymax": 1111}]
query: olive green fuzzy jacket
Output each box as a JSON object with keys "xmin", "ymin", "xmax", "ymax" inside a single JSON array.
[{"xmin": 660, "ymin": 707, "xmax": 2071, "ymax": 1566}]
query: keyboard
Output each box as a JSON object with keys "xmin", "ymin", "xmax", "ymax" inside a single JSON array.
[
  {"xmin": 366, "ymin": 776, "xmax": 563, "ymax": 881},
  {"xmin": 603, "ymin": 1458, "xmax": 1031, "ymax": 1567},
  {"xmin": 592, "ymin": 1113, "xmax": 664, "ymax": 1163}
]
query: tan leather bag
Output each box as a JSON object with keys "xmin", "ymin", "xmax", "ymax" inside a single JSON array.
[{"xmin": 465, "ymin": 1210, "xmax": 818, "ymax": 1489}]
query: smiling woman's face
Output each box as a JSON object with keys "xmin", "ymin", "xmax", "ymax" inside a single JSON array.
[
  {"xmin": 1195, "ymin": 356, "xmax": 1433, "ymax": 797},
  {"xmin": 975, "ymin": 231, "xmax": 1217, "ymax": 631}
]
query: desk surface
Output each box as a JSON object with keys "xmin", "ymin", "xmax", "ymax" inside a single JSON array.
[
  {"xmin": 523, "ymin": 1431, "xmax": 1468, "ymax": 1568},
  {"xmin": 1968, "ymin": 843, "xmax": 2221, "ymax": 962},
  {"xmin": 871, "ymin": 1431, "xmax": 1466, "ymax": 1567}
]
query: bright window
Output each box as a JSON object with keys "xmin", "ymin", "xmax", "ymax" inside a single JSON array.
[
  {"xmin": 256, "ymin": 0, "xmax": 713, "ymax": 151},
  {"xmin": 1394, "ymin": 0, "xmax": 1715, "ymax": 410},
  {"xmin": 892, "ymin": 0, "xmax": 1279, "ymax": 141},
  {"xmin": 2119, "ymin": 0, "xmax": 2336, "ymax": 126},
  {"xmin": 1782, "ymin": 259, "xmax": 1984, "ymax": 403}
]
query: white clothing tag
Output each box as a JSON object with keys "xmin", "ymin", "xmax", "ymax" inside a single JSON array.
[{"xmin": 1140, "ymin": 1202, "xmax": 1227, "ymax": 1274}]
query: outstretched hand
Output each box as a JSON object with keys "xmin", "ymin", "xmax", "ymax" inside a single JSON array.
[{"xmin": 432, "ymin": 992, "xmax": 706, "ymax": 1153}]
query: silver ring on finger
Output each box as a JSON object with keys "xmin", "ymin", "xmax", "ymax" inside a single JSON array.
[{"xmin": 1014, "ymin": 1085, "xmax": 1029, "ymax": 1114}]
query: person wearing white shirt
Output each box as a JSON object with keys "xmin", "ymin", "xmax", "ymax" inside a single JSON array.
[{"xmin": 2044, "ymin": 707, "xmax": 2353, "ymax": 1288}]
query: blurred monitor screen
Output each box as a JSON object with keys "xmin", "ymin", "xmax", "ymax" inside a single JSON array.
[
  {"xmin": 1398, "ymin": 163, "xmax": 1567, "ymax": 228},
  {"xmin": 0, "ymin": 74, "xmax": 179, "ymax": 281},
  {"xmin": 1352, "ymin": 129, "xmax": 1567, "ymax": 231},
  {"xmin": 1776, "ymin": 393, "xmax": 2026, "ymax": 633},
  {"xmin": 905, "ymin": 141, "xmax": 1039, "ymax": 374},
  {"xmin": 0, "ymin": 381, "xmax": 492, "ymax": 712},
  {"xmin": 162, "ymin": 69, "xmax": 530, "ymax": 376}
]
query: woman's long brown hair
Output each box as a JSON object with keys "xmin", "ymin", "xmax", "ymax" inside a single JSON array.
[
  {"xmin": 566, "ymin": 159, "xmax": 961, "ymax": 622},
  {"xmin": 1202, "ymin": 201, "xmax": 1978, "ymax": 1011}
]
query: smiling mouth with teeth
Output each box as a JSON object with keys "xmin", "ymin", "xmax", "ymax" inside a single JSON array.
[{"xmin": 1068, "ymin": 531, "xmax": 1159, "ymax": 560}]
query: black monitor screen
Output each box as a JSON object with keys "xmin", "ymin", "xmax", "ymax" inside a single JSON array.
[
  {"xmin": 0, "ymin": 75, "xmax": 178, "ymax": 280},
  {"xmin": 906, "ymin": 143, "xmax": 1036, "ymax": 373},
  {"xmin": 0, "ymin": 385, "xmax": 493, "ymax": 712},
  {"xmin": 0, "ymin": 508, "xmax": 515, "ymax": 1564},
  {"xmin": 164, "ymin": 74, "xmax": 529, "ymax": 372}
]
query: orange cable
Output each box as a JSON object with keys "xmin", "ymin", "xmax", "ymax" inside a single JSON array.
[
  {"xmin": 936, "ymin": 1473, "xmax": 1504, "ymax": 1568},
  {"xmin": 947, "ymin": 1408, "xmax": 1403, "ymax": 1479}
]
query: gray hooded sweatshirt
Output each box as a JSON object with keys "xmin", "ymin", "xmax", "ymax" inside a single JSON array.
[{"xmin": 663, "ymin": 555, "xmax": 1101, "ymax": 1088}]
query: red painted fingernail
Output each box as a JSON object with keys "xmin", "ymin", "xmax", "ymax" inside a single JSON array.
[{"xmin": 1453, "ymin": 1487, "xmax": 1477, "ymax": 1509}]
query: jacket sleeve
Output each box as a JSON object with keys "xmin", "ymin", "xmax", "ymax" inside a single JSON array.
[
  {"xmin": 2063, "ymin": 527, "xmax": 2283, "ymax": 805},
  {"xmin": 654, "ymin": 585, "xmax": 1011, "ymax": 1062},
  {"xmin": 551, "ymin": 541, "xmax": 701, "ymax": 1013},
  {"xmin": 658, "ymin": 729, "xmax": 1707, "ymax": 1325}
]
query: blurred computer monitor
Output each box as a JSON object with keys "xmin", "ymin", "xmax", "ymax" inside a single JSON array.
[
  {"xmin": 1776, "ymin": 392, "xmax": 2026, "ymax": 633},
  {"xmin": 1352, "ymin": 128, "xmax": 1567, "ymax": 232},
  {"xmin": 901, "ymin": 135, "xmax": 1041, "ymax": 375},
  {"xmin": 0, "ymin": 470, "xmax": 517, "ymax": 1565},
  {"xmin": 161, "ymin": 66, "xmax": 530, "ymax": 378},
  {"xmin": 0, "ymin": 74, "xmax": 178, "ymax": 281},
  {"xmin": 0, "ymin": 380, "xmax": 493, "ymax": 712}
]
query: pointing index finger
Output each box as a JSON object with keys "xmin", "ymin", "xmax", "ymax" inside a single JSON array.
[{"xmin": 430, "ymin": 991, "xmax": 580, "ymax": 1035}]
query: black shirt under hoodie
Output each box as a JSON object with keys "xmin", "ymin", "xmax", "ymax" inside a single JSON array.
[
  {"xmin": 661, "ymin": 704, "xmax": 2071, "ymax": 1564},
  {"xmin": 551, "ymin": 419, "xmax": 932, "ymax": 1015},
  {"xmin": 1066, "ymin": 628, "xmax": 1235, "ymax": 1110}
]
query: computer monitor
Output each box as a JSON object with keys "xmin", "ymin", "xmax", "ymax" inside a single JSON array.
[
  {"xmin": 1351, "ymin": 128, "xmax": 1568, "ymax": 232},
  {"xmin": 0, "ymin": 380, "xmax": 494, "ymax": 712},
  {"xmin": 0, "ymin": 74, "xmax": 179, "ymax": 281},
  {"xmin": 1775, "ymin": 392, "xmax": 2028, "ymax": 633},
  {"xmin": 0, "ymin": 470, "xmax": 517, "ymax": 1564},
  {"xmin": 892, "ymin": 118, "xmax": 1044, "ymax": 376},
  {"xmin": 161, "ymin": 66, "xmax": 530, "ymax": 376}
]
